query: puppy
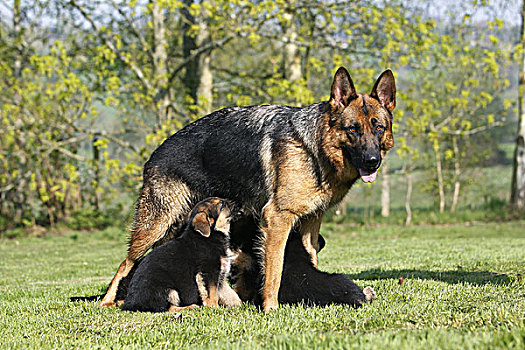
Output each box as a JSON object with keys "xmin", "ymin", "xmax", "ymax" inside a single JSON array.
[
  {"xmin": 121, "ymin": 198, "xmax": 241, "ymax": 313},
  {"xmin": 278, "ymin": 233, "xmax": 376, "ymax": 307},
  {"xmin": 230, "ymin": 218, "xmax": 375, "ymax": 307}
]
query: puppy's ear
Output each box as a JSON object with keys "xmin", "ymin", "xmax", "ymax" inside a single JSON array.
[
  {"xmin": 191, "ymin": 212, "xmax": 211, "ymax": 237},
  {"xmin": 214, "ymin": 207, "xmax": 230, "ymax": 234}
]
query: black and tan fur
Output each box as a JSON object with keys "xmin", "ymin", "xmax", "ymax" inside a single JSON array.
[
  {"xmin": 99, "ymin": 67, "xmax": 396, "ymax": 313},
  {"xmin": 229, "ymin": 217, "xmax": 376, "ymax": 307},
  {"xmin": 121, "ymin": 197, "xmax": 240, "ymax": 313}
]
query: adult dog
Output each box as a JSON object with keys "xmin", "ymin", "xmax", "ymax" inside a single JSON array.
[{"xmin": 99, "ymin": 67, "xmax": 396, "ymax": 313}]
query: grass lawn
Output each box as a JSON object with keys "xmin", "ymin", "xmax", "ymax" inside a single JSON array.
[{"xmin": 0, "ymin": 221, "xmax": 524, "ymax": 349}]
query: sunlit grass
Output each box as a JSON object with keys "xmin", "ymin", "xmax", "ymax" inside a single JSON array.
[{"xmin": 0, "ymin": 222, "xmax": 524, "ymax": 349}]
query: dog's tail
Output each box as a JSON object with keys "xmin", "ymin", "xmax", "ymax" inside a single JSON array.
[{"xmin": 69, "ymin": 294, "xmax": 104, "ymax": 302}]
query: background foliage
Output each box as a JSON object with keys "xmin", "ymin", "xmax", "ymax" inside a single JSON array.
[{"xmin": 0, "ymin": 0, "xmax": 522, "ymax": 231}]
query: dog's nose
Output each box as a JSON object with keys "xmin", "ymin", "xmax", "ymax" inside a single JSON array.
[{"xmin": 364, "ymin": 154, "xmax": 380, "ymax": 169}]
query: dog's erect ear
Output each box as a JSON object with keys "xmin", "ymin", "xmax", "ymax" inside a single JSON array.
[
  {"xmin": 329, "ymin": 67, "xmax": 358, "ymax": 111},
  {"xmin": 214, "ymin": 208, "xmax": 230, "ymax": 234},
  {"xmin": 191, "ymin": 212, "xmax": 211, "ymax": 237},
  {"xmin": 370, "ymin": 69, "xmax": 396, "ymax": 114}
]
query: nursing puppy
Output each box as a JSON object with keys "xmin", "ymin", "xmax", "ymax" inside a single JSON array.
[
  {"xmin": 230, "ymin": 217, "xmax": 375, "ymax": 307},
  {"xmin": 278, "ymin": 233, "xmax": 376, "ymax": 307},
  {"xmin": 122, "ymin": 198, "xmax": 240, "ymax": 313}
]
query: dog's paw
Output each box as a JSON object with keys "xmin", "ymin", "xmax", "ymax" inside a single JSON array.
[
  {"xmin": 218, "ymin": 284, "xmax": 242, "ymax": 307},
  {"xmin": 98, "ymin": 300, "xmax": 115, "ymax": 308},
  {"xmin": 363, "ymin": 286, "xmax": 376, "ymax": 303}
]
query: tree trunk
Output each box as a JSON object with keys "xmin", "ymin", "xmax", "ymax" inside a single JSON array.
[
  {"xmin": 511, "ymin": 1, "xmax": 525, "ymax": 211},
  {"xmin": 434, "ymin": 145, "xmax": 446, "ymax": 213},
  {"xmin": 182, "ymin": 0, "xmax": 212, "ymax": 114},
  {"xmin": 451, "ymin": 135, "xmax": 461, "ymax": 212},
  {"xmin": 13, "ymin": 0, "xmax": 22, "ymax": 78},
  {"xmin": 381, "ymin": 159, "xmax": 390, "ymax": 217},
  {"xmin": 405, "ymin": 171, "xmax": 413, "ymax": 226},
  {"xmin": 92, "ymin": 137, "xmax": 100, "ymax": 211},
  {"xmin": 197, "ymin": 52, "xmax": 212, "ymax": 114},
  {"xmin": 151, "ymin": 0, "xmax": 171, "ymax": 124},
  {"xmin": 282, "ymin": 11, "xmax": 302, "ymax": 82}
]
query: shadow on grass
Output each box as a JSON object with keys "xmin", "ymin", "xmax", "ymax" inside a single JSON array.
[{"xmin": 347, "ymin": 268, "xmax": 512, "ymax": 286}]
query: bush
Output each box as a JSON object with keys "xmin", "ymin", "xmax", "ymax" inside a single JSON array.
[{"xmin": 65, "ymin": 208, "xmax": 126, "ymax": 231}]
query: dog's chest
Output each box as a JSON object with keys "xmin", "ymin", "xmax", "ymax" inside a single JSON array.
[
  {"xmin": 271, "ymin": 141, "xmax": 358, "ymax": 214},
  {"xmin": 220, "ymin": 248, "xmax": 234, "ymax": 276}
]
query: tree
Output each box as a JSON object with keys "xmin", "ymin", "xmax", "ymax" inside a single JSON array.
[
  {"xmin": 402, "ymin": 14, "xmax": 511, "ymax": 213},
  {"xmin": 511, "ymin": 0, "xmax": 525, "ymax": 212},
  {"xmin": 0, "ymin": 0, "xmax": 518, "ymax": 230}
]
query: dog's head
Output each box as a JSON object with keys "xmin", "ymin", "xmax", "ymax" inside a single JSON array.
[
  {"xmin": 325, "ymin": 67, "xmax": 396, "ymax": 183},
  {"xmin": 188, "ymin": 197, "xmax": 234, "ymax": 237}
]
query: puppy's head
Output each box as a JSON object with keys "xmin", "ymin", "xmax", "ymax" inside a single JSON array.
[{"xmin": 188, "ymin": 197, "xmax": 233, "ymax": 237}]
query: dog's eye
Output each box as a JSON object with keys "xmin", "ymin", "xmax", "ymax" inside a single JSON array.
[
  {"xmin": 346, "ymin": 126, "xmax": 357, "ymax": 134},
  {"xmin": 375, "ymin": 125, "xmax": 385, "ymax": 133}
]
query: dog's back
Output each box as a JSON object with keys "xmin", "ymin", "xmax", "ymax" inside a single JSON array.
[
  {"xmin": 145, "ymin": 104, "xmax": 323, "ymax": 208},
  {"xmin": 121, "ymin": 236, "xmax": 202, "ymax": 312}
]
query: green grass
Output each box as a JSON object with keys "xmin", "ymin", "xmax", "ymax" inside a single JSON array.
[{"xmin": 1, "ymin": 222, "xmax": 524, "ymax": 349}]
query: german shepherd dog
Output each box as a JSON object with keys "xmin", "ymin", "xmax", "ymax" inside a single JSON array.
[
  {"xmin": 121, "ymin": 198, "xmax": 241, "ymax": 312},
  {"xmin": 99, "ymin": 67, "xmax": 396, "ymax": 313}
]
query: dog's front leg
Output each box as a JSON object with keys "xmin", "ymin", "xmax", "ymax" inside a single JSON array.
[
  {"xmin": 261, "ymin": 202, "xmax": 298, "ymax": 313},
  {"xmin": 299, "ymin": 214, "xmax": 323, "ymax": 268},
  {"xmin": 196, "ymin": 273, "xmax": 219, "ymax": 307}
]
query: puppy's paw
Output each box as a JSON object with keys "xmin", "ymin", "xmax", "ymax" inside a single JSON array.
[
  {"xmin": 363, "ymin": 286, "xmax": 376, "ymax": 303},
  {"xmin": 98, "ymin": 300, "xmax": 115, "ymax": 308},
  {"xmin": 218, "ymin": 283, "xmax": 242, "ymax": 307}
]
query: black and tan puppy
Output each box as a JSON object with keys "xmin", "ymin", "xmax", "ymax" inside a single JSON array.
[
  {"xmin": 229, "ymin": 217, "xmax": 375, "ymax": 307},
  {"xmin": 278, "ymin": 234, "xmax": 376, "ymax": 307},
  {"xmin": 121, "ymin": 198, "xmax": 241, "ymax": 313}
]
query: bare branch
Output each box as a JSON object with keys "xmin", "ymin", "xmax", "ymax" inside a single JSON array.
[
  {"xmin": 41, "ymin": 139, "xmax": 89, "ymax": 162},
  {"xmin": 68, "ymin": 0, "xmax": 153, "ymax": 92},
  {"xmin": 444, "ymin": 121, "xmax": 504, "ymax": 136},
  {"xmin": 111, "ymin": 1, "xmax": 153, "ymax": 63},
  {"xmin": 93, "ymin": 130, "xmax": 142, "ymax": 155}
]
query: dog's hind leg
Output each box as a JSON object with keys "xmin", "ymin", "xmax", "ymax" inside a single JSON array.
[
  {"xmin": 99, "ymin": 174, "xmax": 195, "ymax": 308},
  {"xmin": 218, "ymin": 283, "xmax": 242, "ymax": 307}
]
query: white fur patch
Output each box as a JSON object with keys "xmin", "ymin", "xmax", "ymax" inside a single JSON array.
[
  {"xmin": 167, "ymin": 289, "xmax": 180, "ymax": 306},
  {"xmin": 196, "ymin": 273, "xmax": 208, "ymax": 301}
]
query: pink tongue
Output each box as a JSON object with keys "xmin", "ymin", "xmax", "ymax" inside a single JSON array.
[{"xmin": 359, "ymin": 169, "xmax": 377, "ymax": 183}]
